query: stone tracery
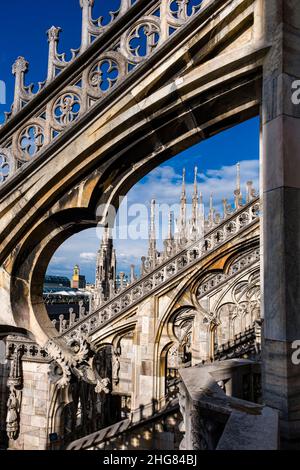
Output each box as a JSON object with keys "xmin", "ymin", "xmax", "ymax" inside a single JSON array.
[{"xmin": 0, "ymin": 0, "xmax": 286, "ymax": 451}]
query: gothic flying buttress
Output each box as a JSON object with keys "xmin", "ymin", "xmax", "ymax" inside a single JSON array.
[{"xmin": 0, "ymin": 0, "xmax": 204, "ymax": 184}]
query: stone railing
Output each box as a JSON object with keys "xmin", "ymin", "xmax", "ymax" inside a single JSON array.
[
  {"xmin": 59, "ymin": 197, "xmax": 260, "ymax": 340},
  {"xmin": 0, "ymin": 0, "xmax": 206, "ymax": 184},
  {"xmin": 214, "ymin": 322, "xmax": 262, "ymax": 362}
]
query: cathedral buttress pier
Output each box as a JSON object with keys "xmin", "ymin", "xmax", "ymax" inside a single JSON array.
[{"xmin": 262, "ymin": 0, "xmax": 300, "ymax": 444}]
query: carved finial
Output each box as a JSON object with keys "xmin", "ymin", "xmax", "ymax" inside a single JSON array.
[
  {"xmin": 177, "ymin": 168, "xmax": 187, "ymax": 243},
  {"xmin": 47, "ymin": 26, "xmax": 62, "ymax": 42},
  {"xmin": 79, "ymin": 0, "xmax": 94, "ymax": 7},
  {"xmin": 197, "ymin": 186, "xmax": 205, "ymax": 239},
  {"xmin": 199, "ymin": 191, "xmax": 204, "ymax": 222},
  {"xmin": 69, "ymin": 308, "xmax": 76, "ymax": 326},
  {"xmin": 168, "ymin": 210, "xmax": 174, "ymax": 240},
  {"xmin": 141, "ymin": 256, "xmax": 146, "ymax": 276},
  {"xmin": 150, "ymin": 199, "xmax": 156, "ymax": 240},
  {"xmin": 192, "ymin": 168, "xmax": 198, "ymax": 209},
  {"xmin": 222, "ymin": 198, "xmax": 228, "ymax": 217},
  {"xmin": 119, "ymin": 272, "xmax": 125, "ymax": 289},
  {"xmin": 148, "ymin": 199, "xmax": 157, "ymax": 264},
  {"xmin": 190, "ymin": 166, "xmax": 199, "ymax": 240},
  {"xmin": 109, "ymin": 278, "xmax": 115, "ymax": 298},
  {"xmin": 208, "ymin": 193, "xmax": 215, "ymax": 227},
  {"xmin": 247, "ymin": 181, "xmax": 254, "ymax": 203}
]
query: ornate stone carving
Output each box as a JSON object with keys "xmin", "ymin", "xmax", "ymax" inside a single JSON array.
[
  {"xmin": 18, "ymin": 124, "xmax": 45, "ymax": 158},
  {"xmin": 53, "ymin": 92, "xmax": 81, "ymax": 126},
  {"xmin": 197, "ymin": 248, "xmax": 260, "ymax": 299},
  {"xmin": 89, "ymin": 59, "xmax": 119, "ymax": 92},
  {"xmin": 6, "ymin": 389, "xmax": 19, "ymax": 441},
  {"xmin": 11, "ymin": 56, "xmax": 45, "ymax": 116},
  {"xmin": 46, "ymin": 334, "xmax": 110, "ymax": 394},
  {"xmin": 178, "ymin": 382, "xmax": 187, "ymax": 449},
  {"xmin": 168, "ymin": 0, "xmax": 202, "ymax": 22},
  {"xmin": 95, "ymin": 378, "xmax": 110, "ymax": 394}
]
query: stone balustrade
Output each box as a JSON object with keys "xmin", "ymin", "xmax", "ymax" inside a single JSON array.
[{"xmin": 214, "ymin": 323, "xmax": 261, "ymax": 361}]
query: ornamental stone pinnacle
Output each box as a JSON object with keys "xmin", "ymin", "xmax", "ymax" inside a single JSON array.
[{"xmin": 47, "ymin": 26, "xmax": 62, "ymax": 42}]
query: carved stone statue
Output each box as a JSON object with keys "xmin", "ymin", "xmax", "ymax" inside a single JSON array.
[{"xmin": 112, "ymin": 353, "xmax": 120, "ymax": 385}]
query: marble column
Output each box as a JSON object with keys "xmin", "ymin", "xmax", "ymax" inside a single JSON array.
[{"xmin": 262, "ymin": 0, "xmax": 300, "ymax": 441}]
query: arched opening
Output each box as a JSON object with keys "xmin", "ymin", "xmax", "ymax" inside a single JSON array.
[
  {"xmin": 8, "ymin": 112, "xmax": 259, "ymax": 445},
  {"xmin": 26, "ymin": 117, "xmax": 259, "ymax": 340}
]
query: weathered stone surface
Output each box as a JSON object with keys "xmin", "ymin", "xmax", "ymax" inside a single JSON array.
[{"xmin": 217, "ymin": 408, "xmax": 279, "ymax": 450}]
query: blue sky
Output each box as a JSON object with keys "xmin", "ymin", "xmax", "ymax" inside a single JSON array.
[{"xmin": 0, "ymin": 1, "xmax": 259, "ymax": 283}]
